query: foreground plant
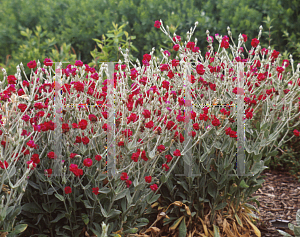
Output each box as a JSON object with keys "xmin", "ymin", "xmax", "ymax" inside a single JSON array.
[{"xmin": 133, "ymin": 20, "xmax": 300, "ymax": 236}]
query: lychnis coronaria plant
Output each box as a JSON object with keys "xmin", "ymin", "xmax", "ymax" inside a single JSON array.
[{"xmin": 135, "ymin": 20, "xmax": 300, "ymax": 236}]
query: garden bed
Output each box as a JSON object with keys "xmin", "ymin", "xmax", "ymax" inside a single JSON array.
[{"xmin": 251, "ymin": 168, "xmax": 300, "ymax": 237}]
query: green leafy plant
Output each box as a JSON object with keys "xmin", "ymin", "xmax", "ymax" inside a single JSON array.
[
  {"xmin": 262, "ymin": 15, "xmax": 278, "ymax": 48},
  {"xmin": 277, "ymin": 209, "xmax": 300, "ymax": 237},
  {"xmin": 89, "ymin": 22, "xmax": 138, "ymax": 70},
  {"xmin": 0, "ymin": 25, "xmax": 56, "ymax": 77},
  {"xmin": 282, "ymin": 30, "xmax": 300, "ymax": 66},
  {"xmin": 0, "ymin": 25, "xmax": 77, "ymax": 88}
]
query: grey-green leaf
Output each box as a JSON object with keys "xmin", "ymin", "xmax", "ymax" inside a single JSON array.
[
  {"xmin": 22, "ymin": 203, "xmax": 44, "ymax": 214},
  {"xmin": 7, "ymin": 224, "xmax": 28, "ymax": 236},
  {"xmin": 50, "ymin": 212, "xmax": 65, "ymax": 223},
  {"xmin": 178, "ymin": 217, "xmax": 187, "ymax": 237},
  {"xmin": 239, "ymin": 180, "xmax": 249, "ymax": 188},
  {"xmin": 55, "ymin": 193, "xmax": 64, "ymax": 202}
]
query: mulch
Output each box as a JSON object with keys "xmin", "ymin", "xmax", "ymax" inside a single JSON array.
[{"xmin": 250, "ymin": 168, "xmax": 300, "ymax": 237}]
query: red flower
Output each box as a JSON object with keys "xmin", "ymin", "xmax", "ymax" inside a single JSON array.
[
  {"xmin": 145, "ymin": 176, "xmax": 152, "ymax": 183},
  {"xmin": 82, "ymin": 136, "xmax": 90, "ymax": 145},
  {"xmin": 276, "ymin": 66, "xmax": 284, "ymax": 74},
  {"xmin": 73, "ymin": 168, "xmax": 83, "ymax": 177},
  {"xmin": 78, "ymin": 119, "xmax": 88, "ymax": 130},
  {"xmin": 22, "ymin": 148, "xmax": 30, "ymax": 155},
  {"xmin": 162, "ymin": 164, "xmax": 169, "ymax": 171},
  {"xmin": 172, "ymin": 59, "xmax": 180, "ymax": 67},
  {"xmin": 69, "ymin": 164, "xmax": 78, "ymax": 172},
  {"xmin": 83, "ymin": 158, "xmax": 93, "ymax": 167},
  {"xmin": 173, "ymin": 149, "xmax": 181, "ymax": 157},
  {"xmin": 126, "ymin": 180, "xmax": 132, "ymax": 188},
  {"xmin": 118, "ymin": 141, "xmax": 124, "ymax": 147},
  {"xmin": 74, "ymin": 81, "xmax": 84, "ymax": 92},
  {"xmin": 72, "ymin": 123, "xmax": 78, "ymax": 129},
  {"xmin": 64, "ymin": 186, "xmax": 72, "ymax": 194},
  {"xmin": 143, "ymin": 54, "xmax": 151, "ymax": 62},
  {"xmin": 7, "ymin": 75, "xmax": 17, "ymax": 84},
  {"xmin": 102, "ymin": 123, "xmax": 111, "ymax": 131},
  {"xmin": 27, "ymin": 160, "xmax": 36, "ymax": 170},
  {"xmin": 167, "ymin": 70, "xmax": 174, "ymax": 79},
  {"xmin": 47, "ymin": 151, "xmax": 56, "ymax": 159},
  {"xmin": 246, "ymin": 112, "xmax": 253, "ymax": 119},
  {"xmin": 31, "ymin": 154, "xmax": 40, "ymax": 164},
  {"xmin": 62, "ymin": 123, "xmax": 70, "ymax": 133},
  {"xmin": 282, "ymin": 59, "xmax": 290, "ymax": 67},
  {"xmin": 154, "ymin": 20, "xmax": 161, "ymax": 29},
  {"xmin": 196, "ymin": 64, "xmax": 205, "ymax": 75},
  {"xmin": 69, "ymin": 164, "xmax": 83, "ymax": 177},
  {"xmin": 18, "ymin": 104, "xmax": 27, "ymax": 112},
  {"xmin": 242, "ymin": 34, "xmax": 247, "ymax": 42},
  {"xmin": 75, "ymin": 136, "xmax": 82, "ymax": 143},
  {"xmin": 34, "ymin": 102, "xmax": 44, "ymax": 110},
  {"xmin": 193, "ymin": 123, "xmax": 200, "ymax": 130},
  {"xmin": 44, "ymin": 169, "xmax": 52, "ymax": 177},
  {"xmin": 186, "ymin": 41, "xmax": 195, "ymax": 49},
  {"xmin": 212, "ymin": 118, "xmax": 221, "ymax": 127},
  {"xmin": 95, "ymin": 155, "xmax": 102, "ymax": 161},
  {"xmin": 251, "ymin": 38, "xmax": 260, "ymax": 48},
  {"xmin": 92, "ymin": 187, "xmax": 99, "ymax": 195},
  {"xmin": 221, "ymin": 39, "xmax": 229, "ymax": 49},
  {"xmin": 0, "ymin": 160, "xmax": 8, "ymax": 169},
  {"xmin": 101, "ymin": 111, "xmax": 108, "ymax": 119},
  {"xmin": 293, "ymin": 129, "xmax": 300, "ymax": 137},
  {"xmin": 202, "ymin": 107, "xmax": 209, "ymax": 114},
  {"xmin": 166, "ymin": 121, "xmax": 175, "ymax": 130},
  {"xmin": 157, "ymin": 145, "xmax": 165, "ymax": 153},
  {"xmin": 23, "ymin": 80, "xmax": 29, "ymax": 87},
  {"xmin": 37, "ymin": 111, "xmax": 45, "ymax": 117},
  {"xmin": 70, "ymin": 153, "xmax": 77, "ymax": 159},
  {"xmin": 142, "ymin": 110, "xmax": 151, "ymax": 119},
  {"xmin": 173, "ymin": 35, "xmax": 181, "ymax": 42},
  {"xmin": 44, "ymin": 58, "xmax": 53, "ymax": 66},
  {"xmin": 120, "ymin": 172, "xmax": 128, "ymax": 181},
  {"xmin": 179, "ymin": 133, "xmax": 184, "ymax": 143},
  {"xmin": 145, "ymin": 120, "xmax": 154, "ymax": 129},
  {"xmin": 165, "ymin": 154, "xmax": 172, "ymax": 163},
  {"xmin": 88, "ymin": 114, "xmax": 97, "ymax": 122},
  {"xmin": 271, "ymin": 50, "xmax": 280, "ymax": 59},
  {"xmin": 229, "ymin": 130, "xmax": 237, "ymax": 138},
  {"xmin": 150, "ymin": 184, "xmax": 158, "ymax": 191},
  {"xmin": 141, "ymin": 150, "xmax": 148, "ymax": 161},
  {"xmin": 26, "ymin": 140, "xmax": 36, "ymax": 148},
  {"xmin": 75, "ymin": 60, "xmax": 83, "ymax": 67},
  {"xmin": 27, "ymin": 60, "xmax": 37, "ymax": 69},
  {"xmin": 131, "ymin": 149, "xmax": 141, "ymax": 162},
  {"xmin": 18, "ymin": 88, "xmax": 25, "ymax": 96},
  {"xmin": 46, "ymin": 121, "xmax": 55, "ymax": 131},
  {"xmin": 173, "ymin": 44, "xmax": 180, "ymax": 51}
]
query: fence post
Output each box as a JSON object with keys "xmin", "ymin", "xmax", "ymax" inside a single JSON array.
[
  {"xmin": 53, "ymin": 62, "xmax": 69, "ymax": 177},
  {"xmin": 236, "ymin": 62, "xmax": 246, "ymax": 176},
  {"xmin": 183, "ymin": 60, "xmax": 193, "ymax": 177},
  {"xmin": 106, "ymin": 62, "xmax": 117, "ymax": 178}
]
